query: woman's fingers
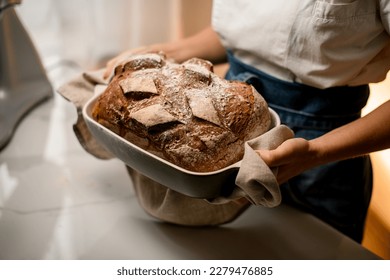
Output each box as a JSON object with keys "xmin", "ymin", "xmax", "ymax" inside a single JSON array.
[{"xmin": 256, "ymin": 138, "xmax": 314, "ymax": 184}]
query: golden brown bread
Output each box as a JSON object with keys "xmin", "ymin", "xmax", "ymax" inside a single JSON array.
[{"xmin": 92, "ymin": 53, "xmax": 271, "ymax": 172}]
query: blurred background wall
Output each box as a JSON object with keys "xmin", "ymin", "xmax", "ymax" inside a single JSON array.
[{"xmin": 16, "ymin": 0, "xmax": 212, "ymax": 71}]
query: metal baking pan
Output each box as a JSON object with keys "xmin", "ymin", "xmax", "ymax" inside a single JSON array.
[{"xmin": 83, "ymin": 93, "xmax": 280, "ymax": 199}]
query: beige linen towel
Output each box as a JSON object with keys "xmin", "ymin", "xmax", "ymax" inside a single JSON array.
[
  {"xmin": 58, "ymin": 69, "xmax": 294, "ymax": 226},
  {"xmin": 209, "ymin": 125, "xmax": 294, "ymax": 207}
]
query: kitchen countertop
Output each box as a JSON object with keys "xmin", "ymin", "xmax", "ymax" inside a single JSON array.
[{"xmin": 0, "ymin": 63, "xmax": 380, "ymax": 260}]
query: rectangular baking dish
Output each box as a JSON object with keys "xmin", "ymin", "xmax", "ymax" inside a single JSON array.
[{"xmin": 82, "ymin": 93, "xmax": 280, "ymax": 199}]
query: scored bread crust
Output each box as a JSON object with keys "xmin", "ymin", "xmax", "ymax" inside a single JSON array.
[{"xmin": 92, "ymin": 53, "xmax": 271, "ymax": 172}]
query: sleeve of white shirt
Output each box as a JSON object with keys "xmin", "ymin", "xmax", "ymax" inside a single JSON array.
[{"xmin": 380, "ymin": 0, "xmax": 390, "ymax": 34}]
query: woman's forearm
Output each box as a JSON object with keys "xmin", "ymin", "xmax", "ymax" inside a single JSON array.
[
  {"xmin": 165, "ymin": 26, "xmax": 227, "ymax": 64},
  {"xmin": 310, "ymin": 100, "xmax": 390, "ymax": 165}
]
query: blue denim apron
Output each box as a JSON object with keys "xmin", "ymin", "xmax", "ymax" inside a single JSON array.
[{"xmin": 226, "ymin": 52, "xmax": 372, "ymax": 243}]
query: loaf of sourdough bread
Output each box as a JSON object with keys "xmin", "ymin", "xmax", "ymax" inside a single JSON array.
[{"xmin": 92, "ymin": 53, "xmax": 271, "ymax": 172}]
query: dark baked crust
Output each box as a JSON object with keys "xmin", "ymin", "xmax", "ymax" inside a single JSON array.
[{"xmin": 92, "ymin": 53, "xmax": 271, "ymax": 172}]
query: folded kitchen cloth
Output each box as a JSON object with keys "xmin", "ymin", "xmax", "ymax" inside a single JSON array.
[
  {"xmin": 57, "ymin": 69, "xmax": 294, "ymax": 226},
  {"xmin": 58, "ymin": 70, "xmax": 112, "ymax": 160},
  {"xmin": 127, "ymin": 167, "xmax": 253, "ymax": 226},
  {"xmin": 212, "ymin": 125, "xmax": 295, "ymax": 207}
]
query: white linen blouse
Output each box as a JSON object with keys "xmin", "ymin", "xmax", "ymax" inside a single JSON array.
[{"xmin": 212, "ymin": 0, "xmax": 390, "ymax": 89}]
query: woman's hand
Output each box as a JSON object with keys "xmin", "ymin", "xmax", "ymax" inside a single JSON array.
[
  {"xmin": 103, "ymin": 42, "xmax": 183, "ymax": 79},
  {"xmin": 256, "ymin": 138, "xmax": 319, "ymax": 184},
  {"xmin": 103, "ymin": 26, "xmax": 227, "ymax": 79}
]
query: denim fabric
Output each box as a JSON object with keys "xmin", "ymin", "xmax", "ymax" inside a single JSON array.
[{"xmin": 226, "ymin": 51, "xmax": 373, "ymax": 243}]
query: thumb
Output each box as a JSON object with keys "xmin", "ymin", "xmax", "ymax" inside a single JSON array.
[{"xmin": 256, "ymin": 149, "xmax": 276, "ymax": 167}]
